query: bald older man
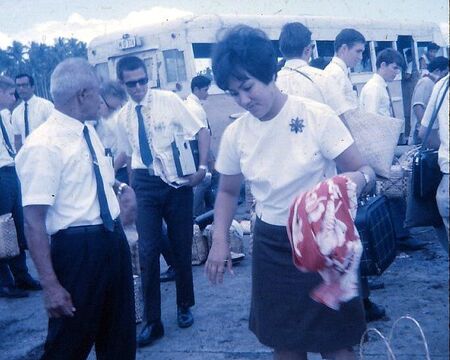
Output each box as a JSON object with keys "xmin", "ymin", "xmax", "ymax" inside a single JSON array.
[{"xmin": 15, "ymin": 58, "xmax": 136, "ymax": 360}]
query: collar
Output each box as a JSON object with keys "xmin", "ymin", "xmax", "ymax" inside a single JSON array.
[
  {"xmin": 331, "ymin": 56, "xmax": 349, "ymax": 75},
  {"xmin": 373, "ymin": 73, "xmax": 388, "ymax": 88},
  {"xmin": 129, "ymin": 89, "xmax": 151, "ymax": 108},
  {"xmin": 53, "ymin": 109, "xmax": 85, "ymax": 136},
  {"xmin": 284, "ymin": 59, "xmax": 308, "ymax": 69},
  {"xmin": 23, "ymin": 94, "xmax": 36, "ymax": 105},
  {"xmin": 187, "ymin": 93, "xmax": 201, "ymax": 105}
]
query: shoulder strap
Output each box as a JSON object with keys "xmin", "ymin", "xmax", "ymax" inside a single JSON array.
[
  {"xmin": 285, "ymin": 66, "xmax": 314, "ymax": 83},
  {"xmin": 421, "ymin": 78, "xmax": 449, "ymax": 149}
]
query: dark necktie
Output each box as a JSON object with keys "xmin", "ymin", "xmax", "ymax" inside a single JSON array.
[
  {"xmin": 83, "ymin": 126, "xmax": 114, "ymax": 231},
  {"xmin": 386, "ymin": 86, "xmax": 396, "ymax": 118},
  {"xmin": 0, "ymin": 114, "xmax": 15, "ymax": 158},
  {"xmin": 135, "ymin": 105, "xmax": 153, "ymax": 166},
  {"xmin": 24, "ymin": 102, "xmax": 29, "ymax": 137}
]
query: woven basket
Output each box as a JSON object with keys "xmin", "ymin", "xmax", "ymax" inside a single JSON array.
[
  {"xmin": 0, "ymin": 213, "xmax": 20, "ymax": 259},
  {"xmin": 192, "ymin": 224, "xmax": 209, "ymax": 265},
  {"xmin": 133, "ymin": 275, "xmax": 144, "ymax": 323},
  {"xmin": 375, "ymin": 165, "xmax": 408, "ymax": 199},
  {"xmin": 344, "ymin": 109, "xmax": 403, "ymax": 178},
  {"xmin": 204, "ymin": 220, "xmax": 244, "ymax": 254}
]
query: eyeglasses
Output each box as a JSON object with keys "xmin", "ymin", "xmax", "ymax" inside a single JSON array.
[{"xmin": 124, "ymin": 77, "xmax": 149, "ymax": 88}]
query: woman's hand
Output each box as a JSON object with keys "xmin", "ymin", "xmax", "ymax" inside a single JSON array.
[{"xmin": 205, "ymin": 234, "xmax": 233, "ymax": 285}]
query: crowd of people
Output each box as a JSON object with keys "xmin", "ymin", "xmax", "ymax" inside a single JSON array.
[{"xmin": 0, "ymin": 19, "xmax": 448, "ymax": 360}]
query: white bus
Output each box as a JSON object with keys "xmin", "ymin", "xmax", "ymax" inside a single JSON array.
[{"xmin": 88, "ymin": 14, "xmax": 447, "ymax": 152}]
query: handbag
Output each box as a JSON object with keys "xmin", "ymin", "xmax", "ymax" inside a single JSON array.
[
  {"xmin": 405, "ymin": 79, "xmax": 448, "ymax": 228},
  {"xmin": 355, "ymin": 195, "xmax": 396, "ymax": 276},
  {"xmin": 0, "ymin": 213, "xmax": 20, "ymax": 259}
]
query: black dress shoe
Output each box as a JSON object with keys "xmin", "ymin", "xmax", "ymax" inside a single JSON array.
[
  {"xmin": 0, "ymin": 286, "xmax": 29, "ymax": 298},
  {"xmin": 363, "ymin": 299, "xmax": 386, "ymax": 322},
  {"xmin": 15, "ymin": 275, "xmax": 42, "ymax": 291},
  {"xmin": 160, "ymin": 266, "xmax": 176, "ymax": 283},
  {"xmin": 177, "ymin": 306, "xmax": 194, "ymax": 328},
  {"xmin": 137, "ymin": 320, "xmax": 164, "ymax": 347}
]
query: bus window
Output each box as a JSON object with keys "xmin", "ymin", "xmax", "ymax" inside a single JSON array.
[
  {"xmin": 375, "ymin": 41, "xmax": 393, "ymax": 55},
  {"xmin": 316, "ymin": 40, "xmax": 334, "ymax": 63},
  {"xmin": 143, "ymin": 58, "xmax": 154, "ymax": 81},
  {"xmin": 95, "ymin": 62, "xmax": 110, "ymax": 82},
  {"xmin": 352, "ymin": 43, "xmax": 372, "ymax": 73},
  {"xmin": 192, "ymin": 43, "xmax": 213, "ymax": 78},
  {"xmin": 163, "ymin": 49, "xmax": 187, "ymax": 83}
]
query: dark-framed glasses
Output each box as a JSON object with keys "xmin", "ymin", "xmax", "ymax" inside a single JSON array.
[{"xmin": 124, "ymin": 77, "xmax": 149, "ymax": 88}]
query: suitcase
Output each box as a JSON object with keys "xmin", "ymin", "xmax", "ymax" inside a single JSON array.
[{"xmin": 355, "ymin": 195, "xmax": 397, "ymax": 276}]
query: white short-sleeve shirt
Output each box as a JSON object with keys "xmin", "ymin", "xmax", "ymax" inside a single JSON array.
[
  {"xmin": 421, "ymin": 75, "xmax": 449, "ymax": 173},
  {"xmin": 11, "ymin": 95, "xmax": 54, "ymax": 139},
  {"xmin": 276, "ymin": 59, "xmax": 347, "ymax": 115},
  {"xmin": 359, "ymin": 73, "xmax": 392, "ymax": 117},
  {"xmin": 184, "ymin": 93, "xmax": 209, "ymax": 129},
  {"xmin": 116, "ymin": 89, "xmax": 205, "ymax": 186},
  {"xmin": 0, "ymin": 109, "xmax": 14, "ymax": 168},
  {"xmin": 215, "ymin": 95, "xmax": 354, "ymax": 226},
  {"xmin": 409, "ymin": 76, "xmax": 435, "ymax": 141},
  {"xmin": 15, "ymin": 110, "xmax": 120, "ymax": 235},
  {"xmin": 323, "ymin": 56, "xmax": 359, "ymax": 114}
]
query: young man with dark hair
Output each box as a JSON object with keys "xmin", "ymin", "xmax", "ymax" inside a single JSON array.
[
  {"xmin": 12, "ymin": 73, "xmax": 53, "ymax": 151},
  {"xmin": 360, "ymin": 48, "xmax": 405, "ymax": 117},
  {"xmin": 277, "ymin": 22, "xmax": 347, "ymax": 117},
  {"xmin": 410, "ymin": 56, "xmax": 449, "ymax": 144},
  {"xmin": 115, "ymin": 55, "xmax": 210, "ymax": 347},
  {"xmin": 419, "ymin": 42, "xmax": 440, "ymax": 76},
  {"xmin": 0, "ymin": 75, "xmax": 41, "ymax": 299},
  {"xmin": 324, "ymin": 28, "xmax": 366, "ymax": 117}
]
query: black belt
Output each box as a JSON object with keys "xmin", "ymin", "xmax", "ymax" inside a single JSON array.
[{"xmin": 55, "ymin": 219, "xmax": 119, "ymax": 237}]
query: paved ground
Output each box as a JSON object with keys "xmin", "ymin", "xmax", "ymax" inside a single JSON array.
[{"xmin": 0, "ymin": 226, "xmax": 448, "ymax": 360}]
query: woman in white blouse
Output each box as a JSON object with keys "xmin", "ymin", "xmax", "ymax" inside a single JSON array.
[{"xmin": 205, "ymin": 25, "xmax": 375, "ymax": 360}]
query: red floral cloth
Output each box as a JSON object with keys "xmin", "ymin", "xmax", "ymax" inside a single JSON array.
[{"xmin": 286, "ymin": 175, "xmax": 362, "ymax": 310}]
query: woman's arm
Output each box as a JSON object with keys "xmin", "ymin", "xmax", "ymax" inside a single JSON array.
[
  {"xmin": 205, "ymin": 173, "xmax": 243, "ymax": 284},
  {"xmin": 334, "ymin": 143, "xmax": 376, "ymax": 197}
]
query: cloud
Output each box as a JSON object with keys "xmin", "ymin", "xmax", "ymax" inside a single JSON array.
[{"xmin": 0, "ymin": 6, "xmax": 193, "ymax": 49}]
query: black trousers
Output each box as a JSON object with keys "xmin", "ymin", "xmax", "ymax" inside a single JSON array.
[
  {"xmin": 132, "ymin": 170, "xmax": 194, "ymax": 323},
  {"xmin": 0, "ymin": 166, "xmax": 29, "ymax": 287},
  {"xmin": 42, "ymin": 222, "xmax": 135, "ymax": 360}
]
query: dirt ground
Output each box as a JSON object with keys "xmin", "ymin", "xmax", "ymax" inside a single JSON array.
[{"xmin": 1, "ymin": 94, "xmax": 448, "ymax": 359}]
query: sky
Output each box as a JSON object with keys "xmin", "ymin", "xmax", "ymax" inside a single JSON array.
[{"xmin": 0, "ymin": 0, "xmax": 448, "ymax": 48}]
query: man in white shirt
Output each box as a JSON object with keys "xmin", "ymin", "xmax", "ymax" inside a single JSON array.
[
  {"xmin": 12, "ymin": 73, "xmax": 54, "ymax": 151},
  {"xmin": 409, "ymin": 56, "xmax": 448, "ymax": 144},
  {"xmin": 359, "ymin": 48, "xmax": 404, "ymax": 118},
  {"xmin": 15, "ymin": 58, "xmax": 136, "ymax": 359},
  {"xmin": 419, "ymin": 75, "xmax": 449, "ymax": 251},
  {"xmin": 419, "ymin": 42, "xmax": 440, "ymax": 77},
  {"xmin": 115, "ymin": 56, "xmax": 210, "ymax": 347},
  {"xmin": 324, "ymin": 28, "xmax": 366, "ymax": 118},
  {"xmin": 0, "ymin": 75, "xmax": 41, "ymax": 299},
  {"xmin": 277, "ymin": 22, "xmax": 347, "ymax": 116}
]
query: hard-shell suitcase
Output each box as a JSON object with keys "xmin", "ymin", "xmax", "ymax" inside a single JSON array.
[{"xmin": 355, "ymin": 195, "xmax": 396, "ymax": 276}]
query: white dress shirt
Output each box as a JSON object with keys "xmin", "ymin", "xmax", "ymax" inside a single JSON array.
[
  {"xmin": 11, "ymin": 95, "xmax": 54, "ymax": 141},
  {"xmin": 359, "ymin": 73, "xmax": 392, "ymax": 117},
  {"xmin": 421, "ymin": 75, "xmax": 449, "ymax": 173},
  {"xmin": 216, "ymin": 95, "xmax": 353, "ymax": 226},
  {"xmin": 323, "ymin": 56, "xmax": 359, "ymax": 114},
  {"xmin": 409, "ymin": 76, "xmax": 435, "ymax": 143},
  {"xmin": 276, "ymin": 59, "xmax": 347, "ymax": 115},
  {"xmin": 15, "ymin": 110, "xmax": 120, "ymax": 235},
  {"xmin": 116, "ymin": 89, "xmax": 205, "ymax": 186},
  {"xmin": 184, "ymin": 93, "xmax": 209, "ymax": 129},
  {"xmin": 0, "ymin": 109, "xmax": 15, "ymax": 168}
]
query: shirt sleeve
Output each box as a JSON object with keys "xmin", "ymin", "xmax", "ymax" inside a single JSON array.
[
  {"xmin": 15, "ymin": 143, "xmax": 62, "ymax": 206},
  {"xmin": 315, "ymin": 107, "xmax": 354, "ymax": 160},
  {"xmin": 170, "ymin": 92, "xmax": 205, "ymax": 138},
  {"xmin": 215, "ymin": 122, "xmax": 242, "ymax": 175},
  {"xmin": 422, "ymin": 82, "xmax": 443, "ymax": 130}
]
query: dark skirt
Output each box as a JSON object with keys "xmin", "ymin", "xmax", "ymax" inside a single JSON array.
[{"xmin": 249, "ymin": 217, "xmax": 366, "ymax": 353}]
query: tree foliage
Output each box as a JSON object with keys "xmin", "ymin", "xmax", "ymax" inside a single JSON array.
[{"xmin": 0, "ymin": 38, "xmax": 87, "ymax": 99}]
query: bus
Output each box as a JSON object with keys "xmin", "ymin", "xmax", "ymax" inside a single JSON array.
[{"xmin": 87, "ymin": 14, "xmax": 447, "ymax": 153}]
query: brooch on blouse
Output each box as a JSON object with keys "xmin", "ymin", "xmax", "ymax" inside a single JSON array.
[{"xmin": 289, "ymin": 117, "xmax": 305, "ymax": 134}]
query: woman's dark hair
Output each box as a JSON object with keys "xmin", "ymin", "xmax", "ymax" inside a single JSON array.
[
  {"xmin": 279, "ymin": 22, "xmax": 312, "ymax": 58},
  {"xmin": 212, "ymin": 25, "xmax": 277, "ymax": 91}
]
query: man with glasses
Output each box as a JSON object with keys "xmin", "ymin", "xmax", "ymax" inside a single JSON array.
[
  {"xmin": 115, "ymin": 56, "xmax": 210, "ymax": 347},
  {"xmin": 11, "ymin": 74, "xmax": 53, "ymax": 152}
]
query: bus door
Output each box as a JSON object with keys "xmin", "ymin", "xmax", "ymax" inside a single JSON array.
[{"xmin": 109, "ymin": 50, "xmax": 159, "ymax": 88}]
